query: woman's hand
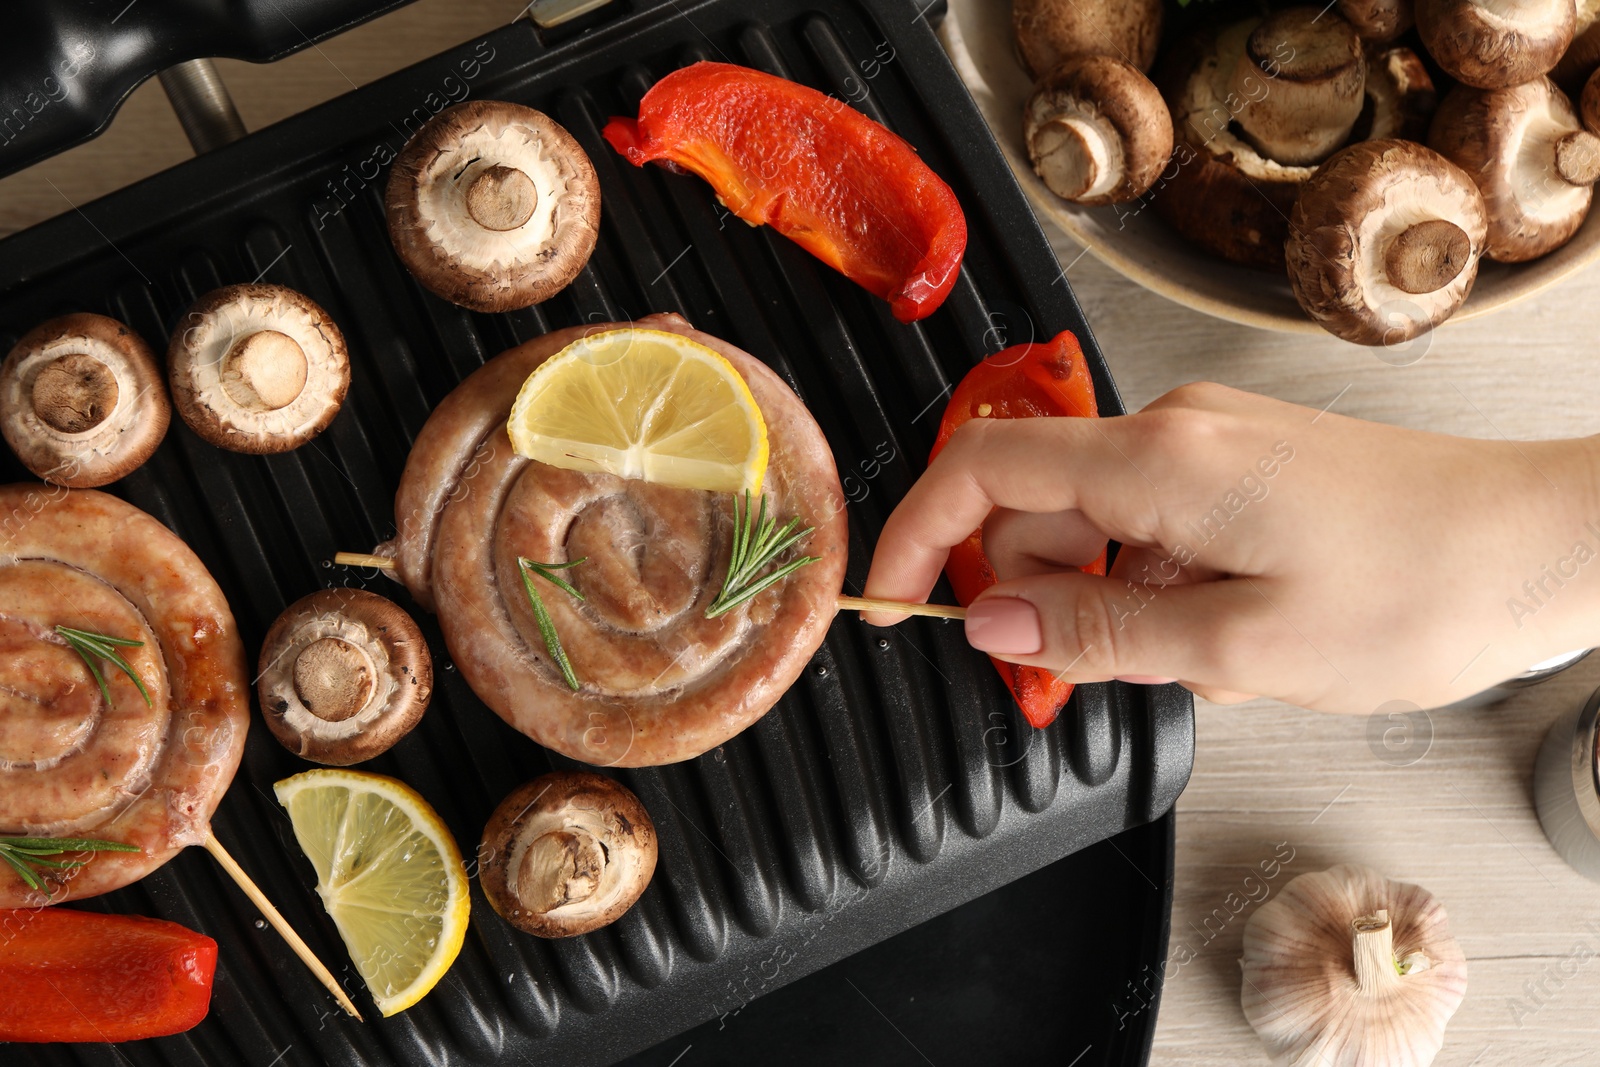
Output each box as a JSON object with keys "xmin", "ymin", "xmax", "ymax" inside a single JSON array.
[{"xmin": 862, "ymin": 383, "xmax": 1600, "ymax": 714}]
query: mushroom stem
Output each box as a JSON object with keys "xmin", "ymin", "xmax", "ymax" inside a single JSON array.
[
  {"xmin": 223, "ymin": 330, "xmax": 309, "ymax": 411},
  {"xmin": 1030, "ymin": 116, "xmax": 1115, "ymax": 202},
  {"xmin": 1385, "ymin": 219, "xmax": 1472, "ymax": 294},
  {"xmin": 33, "ymin": 353, "xmax": 119, "ymax": 434},
  {"xmin": 1352, "ymin": 910, "xmax": 1404, "ymax": 994},
  {"xmin": 465, "ymin": 164, "xmax": 538, "ymax": 231},
  {"xmin": 519, "ymin": 829, "xmax": 606, "ymax": 913},
  {"xmin": 292, "ymin": 637, "xmax": 376, "ymax": 723},
  {"xmin": 1555, "ymin": 129, "xmax": 1600, "ymax": 186}
]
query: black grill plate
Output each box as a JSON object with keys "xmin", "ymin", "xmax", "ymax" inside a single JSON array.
[{"xmin": 0, "ymin": 3, "xmax": 1193, "ymax": 1063}]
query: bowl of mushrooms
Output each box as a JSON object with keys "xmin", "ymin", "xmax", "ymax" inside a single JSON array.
[{"xmin": 943, "ymin": 0, "xmax": 1600, "ymax": 344}]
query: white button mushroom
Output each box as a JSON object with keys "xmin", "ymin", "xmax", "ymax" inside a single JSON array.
[
  {"xmin": 167, "ymin": 284, "xmax": 351, "ymax": 454},
  {"xmin": 1012, "ymin": 0, "xmax": 1163, "ymax": 79},
  {"xmin": 1428, "ymin": 77, "xmax": 1600, "ymax": 262},
  {"xmin": 385, "ymin": 100, "xmax": 601, "ymax": 313},
  {"xmin": 257, "ymin": 588, "xmax": 433, "ymax": 766},
  {"xmin": 0, "ymin": 313, "xmax": 170, "ymax": 487},
  {"xmin": 479, "ymin": 771, "xmax": 657, "ymax": 938},
  {"xmin": 1024, "ymin": 54, "xmax": 1173, "ymax": 206},
  {"xmin": 1416, "ymin": 0, "xmax": 1575, "ymax": 89},
  {"xmin": 1287, "ymin": 139, "xmax": 1487, "ymax": 346},
  {"xmin": 1241, "ymin": 864, "xmax": 1467, "ymax": 1067}
]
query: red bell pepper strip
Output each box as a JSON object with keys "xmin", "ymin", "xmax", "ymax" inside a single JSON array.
[
  {"xmin": 932, "ymin": 330, "xmax": 1104, "ymax": 728},
  {"xmin": 0, "ymin": 907, "xmax": 216, "ymax": 1042},
  {"xmin": 602, "ymin": 61, "xmax": 967, "ymax": 323}
]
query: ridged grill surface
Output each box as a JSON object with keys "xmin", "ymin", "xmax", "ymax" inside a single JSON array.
[{"xmin": 0, "ymin": 3, "xmax": 1194, "ymax": 1064}]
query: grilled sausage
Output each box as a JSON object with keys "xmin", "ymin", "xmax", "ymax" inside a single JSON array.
[
  {"xmin": 380, "ymin": 313, "xmax": 847, "ymax": 766},
  {"xmin": 0, "ymin": 486, "xmax": 249, "ymax": 906}
]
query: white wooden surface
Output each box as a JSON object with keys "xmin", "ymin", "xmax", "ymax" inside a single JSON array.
[{"xmin": 4, "ymin": 3, "xmax": 1600, "ymax": 1063}]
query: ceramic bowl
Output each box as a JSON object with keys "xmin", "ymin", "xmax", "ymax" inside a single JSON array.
[{"xmin": 940, "ymin": 0, "xmax": 1600, "ymax": 334}]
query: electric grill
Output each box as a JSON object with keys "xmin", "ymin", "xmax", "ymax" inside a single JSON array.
[{"xmin": 0, "ymin": 2, "xmax": 1195, "ymax": 1063}]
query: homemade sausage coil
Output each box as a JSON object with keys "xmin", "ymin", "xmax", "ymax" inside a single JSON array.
[
  {"xmin": 377, "ymin": 312, "xmax": 848, "ymax": 767},
  {"xmin": 0, "ymin": 485, "xmax": 249, "ymax": 906}
]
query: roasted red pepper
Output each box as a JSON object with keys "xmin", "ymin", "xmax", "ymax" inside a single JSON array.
[
  {"xmin": 932, "ymin": 330, "xmax": 1105, "ymax": 728},
  {"xmin": 602, "ymin": 62, "xmax": 967, "ymax": 323},
  {"xmin": 0, "ymin": 907, "xmax": 216, "ymax": 1042}
]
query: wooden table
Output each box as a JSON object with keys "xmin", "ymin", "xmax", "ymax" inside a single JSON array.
[{"xmin": 6, "ymin": 3, "xmax": 1599, "ymax": 1063}]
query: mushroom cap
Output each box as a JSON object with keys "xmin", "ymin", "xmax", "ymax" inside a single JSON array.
[
  {"xmin": 0, "ymin": 313, "xmax": 170, "ymax": 487},
  {"xmin": 1428, "ymin": 78, "xmax": 1596, "ymax": 262},
  {"xmin": 1416, "ymin": 0, "xmax": 1574, "ymax": 89},
  {"xmin": 257, "ymin": 587, "xmax": 432, "ymax": 766},
  {"xmin": 168, "ymin": 284, "xmax": 350, "ymax": 454},
  {"xmin": 1024, "ymin": 54, "xmax": 1173, "ymax": 206},
  {"xmin": 1013, "ymin": 0, "xmax": 1163, "ymax": 77},
  {"xmin": 1229, "ymin": 7, "xmax": 1367, "ymax": 167},
  {"xmin": 386, "ymin": 100, "xmax": 601, "ymax": 313},
  {"xmin": 1154, "ymin": 18, "xmax": 1319, "ymax": 269},
  {"xmin": 478, "ymin": 771, "xmax": 657, "ymax": 938},
  {"xmin": 1337, "ymin": 0, "xmax": 1416, "ymax": 41},
  {"xmin": 1287, "ymin": 139, "xmax": 1487, "ymax": 346},
  {"xmin": 1553, "ymin": 17, "xmax": 1600, "ymax": 94}
]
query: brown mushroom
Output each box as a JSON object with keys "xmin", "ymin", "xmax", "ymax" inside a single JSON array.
[
  {"xmin": 1024, "ymin": 54, "xmax": 1173, "ymax": 205},
  {"xmin": 257, "ymin": 588, "xmax": 432, "ymax": 766},
  {"xmin": 1013, "ymin": 0, "xmax": 1163, "ymax": 78},
  {"xmin": 1357, "ymin": 47, "xmax": 1438, "ymax": 143},
  {"xmin": 168, "ymin": 284, "xmax": 350, "ymax": 454},
  {"xmin": 1228, "ymin": 8, "xmax": 1367, "ymax": 167},
  {"xmin": 1157, "ymin": 16, "xmax": 1438, "ymax": 270},
  {"xmin": 1153, "ymin": 18, "xmax": 1322, "ymax": 269},
  {"xmin": 0, "ymin": 313, "xmax": 170, "ymax": 487},
  {"xmin": 1428, "ymin": 78, "xmax": 1600, "ymax": 262},
  {"xmin": 479, "ymin": 772, "xmax": 657, "ymax": 938},
  {"xmin": 1287, "ymin": 140, "xmax": 1488, "ymax": 346},
  {"xmin": 1584, "ymin": 65, "xmax": 1600, "ymax": 133},
  {"xmin": 1338, "ymin": 0, "xmax": 1415, "ymax": 42},
  {"xmin": 1553, "ymin": 4, "xmax": 1600, "ymax": 95},
  {"xmin": 386, "ymin": 100, "xmax": 601, "ymax": 313},
  {"xmin": 1416, "ymin": 0, "xmax": 1574, "ymax": 89}
]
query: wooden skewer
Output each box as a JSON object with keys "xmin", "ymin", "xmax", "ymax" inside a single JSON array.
[
  {"xmin": 835, "ymin": 595, "xmax": 966, "ymax": 620},
  {"xmin": 201, "ymin": 834, "xmax": 364, "ymax": 1021},
  {"xmin": 332, "ymin": 553, "xmax": 965, "ymax": 621},
  {"xmin": 335, "ymin": 552, "xmax": 395, "ymax": 570}
]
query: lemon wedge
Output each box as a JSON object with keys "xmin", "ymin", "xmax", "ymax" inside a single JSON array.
[
  {"xmin": 274, "ymin": 769, "xmax": 470, "ymax": 1017},
  {"xmin": 506, "ymin": 328, "xmax": 769, "ymax": 495}
]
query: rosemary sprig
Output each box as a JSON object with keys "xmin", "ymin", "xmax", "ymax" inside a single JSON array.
[
  {"xmin": 54, "ymin": 625, "xmax": 153, "ymax": 710},
  {"xmin": 705, "ymin": 491, "xmax": 820, "ymax": 619},
  {"xmin": 0, "ymin": 836, "xmax": 141, "ymax": 894},
  {"xmin": 518, "ymin": 557, "xmax": 587, "ymax": 691}
]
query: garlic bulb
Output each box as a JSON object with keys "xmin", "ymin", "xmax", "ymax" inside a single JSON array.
[{"xmin": 1240, "ymin": 864, "xmax": 1467, "ymax": 1067}]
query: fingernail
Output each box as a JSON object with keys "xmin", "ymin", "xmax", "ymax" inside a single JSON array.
[
  {"xmin": 1116, "ymin": 675, "xmax": 1178, "ymax": 686},
  {"xmin": 964, "ymin": 597, "xmax": 1042, "ymax": 655}
]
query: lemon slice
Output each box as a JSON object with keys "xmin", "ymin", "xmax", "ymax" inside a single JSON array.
[
  {"xmin": 507, "ymin": 328, "xmax": 769, "ymax": 495},
  {"xmin": 274, "ymin": 769, "xmax": 470, "ymax": 1017}
]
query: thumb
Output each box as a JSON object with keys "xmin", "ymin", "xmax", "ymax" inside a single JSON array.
[{"xmin": 962, "ymin": 570, "xmax": 1275, "ymax": 689}]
